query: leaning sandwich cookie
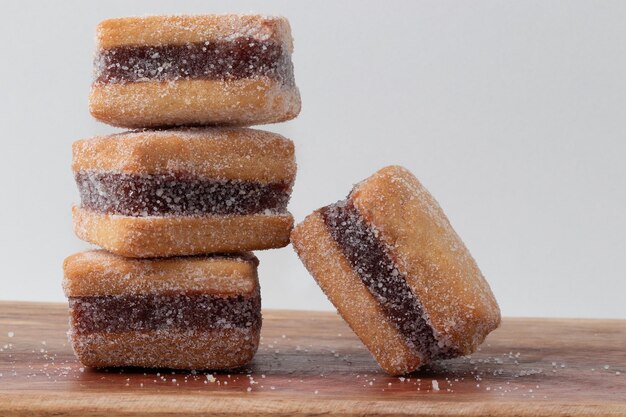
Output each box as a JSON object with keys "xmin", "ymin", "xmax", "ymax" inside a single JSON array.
[{"xmin": 291, "ymin": 166, "xmax": 500, "ymax": 375}]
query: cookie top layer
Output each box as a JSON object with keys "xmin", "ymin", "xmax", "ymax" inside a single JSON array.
[
  {"xmin": 72, "ymin": 128, "xmax": 296, "ymax": 184},
  {"xmin": 349, "ymin": 166, "xmax": 500, "ymax": 353},
  {"xmin": 97, "ymin": 14, "xmax": 293, "ymax": 50},
  {"xmin": 63, "ymin": 250, "xmax": 258, "ymax": 297}
]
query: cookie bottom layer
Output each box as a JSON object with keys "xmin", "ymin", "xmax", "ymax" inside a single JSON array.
[
  {"xmin": 70, "ymin": 328, "xmax": 260, "ymax": 369},
  {"xmin": 291, "ymin": 211, "xmax": 422, "ymax": 375},
  {"xmin": 72, "ymin": 206, "xmax": 293, "ymax": 257},
  {"xmin": 90, "ymin": 78, "xmax": 301, "ymax": 128}
]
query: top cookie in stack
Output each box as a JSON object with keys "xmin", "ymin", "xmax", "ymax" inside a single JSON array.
[{"xmin": 90, "ymin": 14, "xmax": 301, "ymax": 127}]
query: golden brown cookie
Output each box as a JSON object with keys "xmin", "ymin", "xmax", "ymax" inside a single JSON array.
[
  {"xmin": 291, "ymin": 166, "xmax": 500, "ymax": 375},
  {"xmin": 63, "ymin": 250, "xmax": 261, "ymax": 369},
  {"xmin": 72, "ymin": 128, "xmax": 295, "ymax": 257},
  {"xmin": 90, "ymin": 14, "xmax": 301, "ymax": 127}
]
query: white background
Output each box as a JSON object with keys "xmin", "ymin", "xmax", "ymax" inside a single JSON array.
[{"xmin": 0, "ymin": 1, "xmax": 624, "ymax": 318}]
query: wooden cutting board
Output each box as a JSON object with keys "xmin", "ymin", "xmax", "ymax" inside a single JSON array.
[{"xmin": 0, "ymin": 301, "xmax": 624, "ymax": 416}]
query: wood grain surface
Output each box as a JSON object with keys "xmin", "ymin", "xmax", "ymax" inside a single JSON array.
[{"xmin": 0, "ymin": 301, "xmax": 624, "ymax": 416}]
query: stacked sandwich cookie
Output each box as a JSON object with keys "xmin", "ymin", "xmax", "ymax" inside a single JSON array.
[
  {"xmin": 63, "ymin": 14, "xmax": 300, "ymax": 370},
  {"xmin": 63, "ymin": 251, "xmax": 262, "ymax": 369},
  {"xmin": 90, "ymin": 14, "xmax": 300, "ymax": 127},
  {"xmin": 71, "ymin": 128, "xmax": 296, "ymax": 257}
]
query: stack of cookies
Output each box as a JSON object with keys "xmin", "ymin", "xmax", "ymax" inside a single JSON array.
[
  {"xmin": 63, "ymin": 13, "xmax": 501, "ymax": 376},
  {"xmin": 63, "ymin": 15, "xmax": 300, "ymax": 370}
]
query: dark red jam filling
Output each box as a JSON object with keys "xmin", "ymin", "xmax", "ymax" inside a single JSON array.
[
  {"xmin": 95, "ymin": 38, "xmax": 294, "ymax": 85},
  {"xmin": 76, "ymin": 171, "xmax": 291, "ymax": 217},
  {"xmin": 320, "ymin": 200, "xmax": 459, "ymax": 361},
  {"xmin": 69, "ymin": 291, "xmax": 261, "ymax": 335}
]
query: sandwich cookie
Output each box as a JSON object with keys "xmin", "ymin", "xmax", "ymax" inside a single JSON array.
[
  {"xmin": 63, "ymin": 250, "xmax": 261, "ymax": 370},
  {"xmin": 90, "ymin": 14, "xmax": 301, "ymax": 128},
  {"xmin": 291, "ymin": 166, "xmax": 500, "ymax": 375},
  {"xmin": 72, "ymin": 128, "xmax": 295, "ymax": 257}
]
